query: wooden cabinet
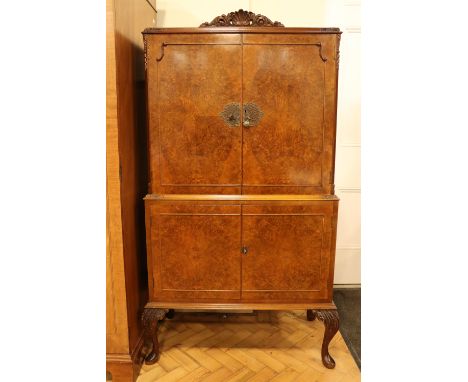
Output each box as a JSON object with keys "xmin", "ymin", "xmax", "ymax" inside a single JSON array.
[
  {"xmin": 146, "ymin": 203, "xmax": 242, "ymax": 300},
  {"xmin": 142, "ymin": 10, "xmax": 342, "ymax": 370},
  {"xmin": 145, "ymin": 199, "xmax": 337, "ymax": 303},
  {"xmin": 241, "ymin": 203, "xmax": 337, "ymax": 302}
]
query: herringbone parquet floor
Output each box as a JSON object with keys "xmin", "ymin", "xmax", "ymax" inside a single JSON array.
[{"xmin": 136, "ymin": 310, "xmax": 360, "ymax": 382}]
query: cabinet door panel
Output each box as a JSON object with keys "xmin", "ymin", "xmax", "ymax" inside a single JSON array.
[
  {"xmin": 241, "ymin": 203, "xmax": 337, "ymax": 301},
  {"xmin": 242, "ymin": 37, "xmax": 336, "ymax": 194},
  {"xmin": 148, "ymin": 36, "xmax": 242, "ymax": 194},
  {"xmin": 147, "ymin": 203, "xmax": 241, "ymax": 301}
]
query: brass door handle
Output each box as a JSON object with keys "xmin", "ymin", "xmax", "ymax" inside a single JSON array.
[
  {"xmin": 220, "ymin": 103, "xmax": 263, "ymax": 128},
  {"xmin": 220, "ymin": 103, "xmax": 241, "ymax": 127},
  {"xmin": 243, "ymin": 103, "xmax": 264, "ymax": 128}
]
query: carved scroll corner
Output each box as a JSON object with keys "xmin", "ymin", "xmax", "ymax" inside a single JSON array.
[
  {"xmin": 156, "ymin": 43, "xmax": 167, "ymax": 62},
  {"xmin": 318, "ymin": 43, "xmax": 328, "ymax": 62},
  {"xmin": 200, "ymin": 9, "xmax": 284, "ymax": 27}
]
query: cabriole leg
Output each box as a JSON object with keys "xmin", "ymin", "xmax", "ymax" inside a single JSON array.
[
  {"xmin": 313, "ymin": 309, "xmax": 340, "ymax": 369},
  {"xmin": 142, "ymin": 308, "xmax": 168, "ymax": 365}
]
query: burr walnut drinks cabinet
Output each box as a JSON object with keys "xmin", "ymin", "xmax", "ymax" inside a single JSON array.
[{"xmin": 141, "ymin": 10, "xmax": 342, "ymax": 369}]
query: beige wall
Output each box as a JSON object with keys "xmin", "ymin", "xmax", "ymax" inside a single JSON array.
[
  {"xmin": 156, "ymin": 0, "xmax": 328, "ymax": 27},
  {"xmin": 325, "ymin": 0, "xmax": 361, "ymax": 285},
  {"xmin": 154, "ymin": 0, "xmax": 361, "ymax": 285}
]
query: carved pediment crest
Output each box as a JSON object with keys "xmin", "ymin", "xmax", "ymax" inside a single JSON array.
[{"xmin": 200, "ymin": 9, "xmax": 284, "ymax": 27}]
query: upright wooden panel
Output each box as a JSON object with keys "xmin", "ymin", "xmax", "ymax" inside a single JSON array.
[
  {"xmin": 242, "ymin": 34, "xmax": 338, "ymax": 194},
  {"xmin": 147, "ymin": 203, "xmax": 242, "ymax": 301},
  {"xmin": 146, "ymin": 35, "xmax": 243, "ymax": 194},
  {"xmin": 106, "ymin": 0, "xmax": 130, "ymax": 355},
  {"xmin": 107, "ymin": 0, "xmax": 156, "ymax": 380},
  {"xmin": 241, "ymin": 203, "xmax": 337, "ymax": 302}
]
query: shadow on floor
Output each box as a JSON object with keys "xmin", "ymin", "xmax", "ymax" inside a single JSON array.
[{"xmin": 334, "ymin": 287, "xmax": 361, "ymax": 368}]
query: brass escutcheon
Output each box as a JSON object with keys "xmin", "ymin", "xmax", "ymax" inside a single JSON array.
[
  {"xmin": 220, "ymin": 102, "xmax": 264, "ymax": 128},
  {"xmin": 220, "ymin": 103, "xmax": 241, "ymax": 127},
  {"xmin": 243, "ymin": 103, "xmax": 264, "ymax": 127}
]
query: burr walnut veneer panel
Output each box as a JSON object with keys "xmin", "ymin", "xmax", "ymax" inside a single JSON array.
[
  {"xmin": 146, "ymin": 34, "xmax": 242, "ymax": 195},
  {"xmin": 242, "ymin": 36, "xmax": 337, "ymax": 195},
  {"xmin": 146, "ymin": 203, "xmax": 242, "ymax": 301},
  {"xmin": 145, "ymin": 31, "xmax": 339, "ymax": 194},
  {"xmin": 242, "ymin": 203, "xmax": 336, "ymax": 302},
  {"xmin": 145, "ymin": 198, "xmax": 338, "ymax": 304}
]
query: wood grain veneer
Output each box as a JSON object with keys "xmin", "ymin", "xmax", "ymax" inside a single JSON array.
[
  {"xmin": 141, "ymin": 10, "xmax": 342, "ymax": 370},
  {"xmin": 145, "ymin": 30, "xmax": 339, "ymax": 195},
  {"xmin": 106, "ymin": 0, "xmax": 155, "ymax": 380}
]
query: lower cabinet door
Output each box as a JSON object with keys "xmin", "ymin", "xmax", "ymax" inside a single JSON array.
[
  {"xmin": 147, "ymin": 203, "xmax": 241, "ymax": 301},
  {"xmin": 241, "ymin": 203, "xmax": 337, "ymax": 302}
]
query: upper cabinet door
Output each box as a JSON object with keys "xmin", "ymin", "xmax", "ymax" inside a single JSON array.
[
  {"xmin": 242, "ymin": 34, "xmax": 338, "ymax": 194},
  {"xmin": 146, "ymin": 34, "xmax": 243, "ymax": 194}
]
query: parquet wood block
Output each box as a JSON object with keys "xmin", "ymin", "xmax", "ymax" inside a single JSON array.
[
  {"xmin": 176, "ymin": 367, "xmax": 211, "ymax": 382},
  {"xmin": 183, "ymin": 347, "xmax": 223, "ymax": 372},
  {"xmin": 136, "ymin": 311, "xmax": 360, "ymax": 382},
  {"xmin": 269, "ymin": 368, "xmax": 300, "ymax": 382}
]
